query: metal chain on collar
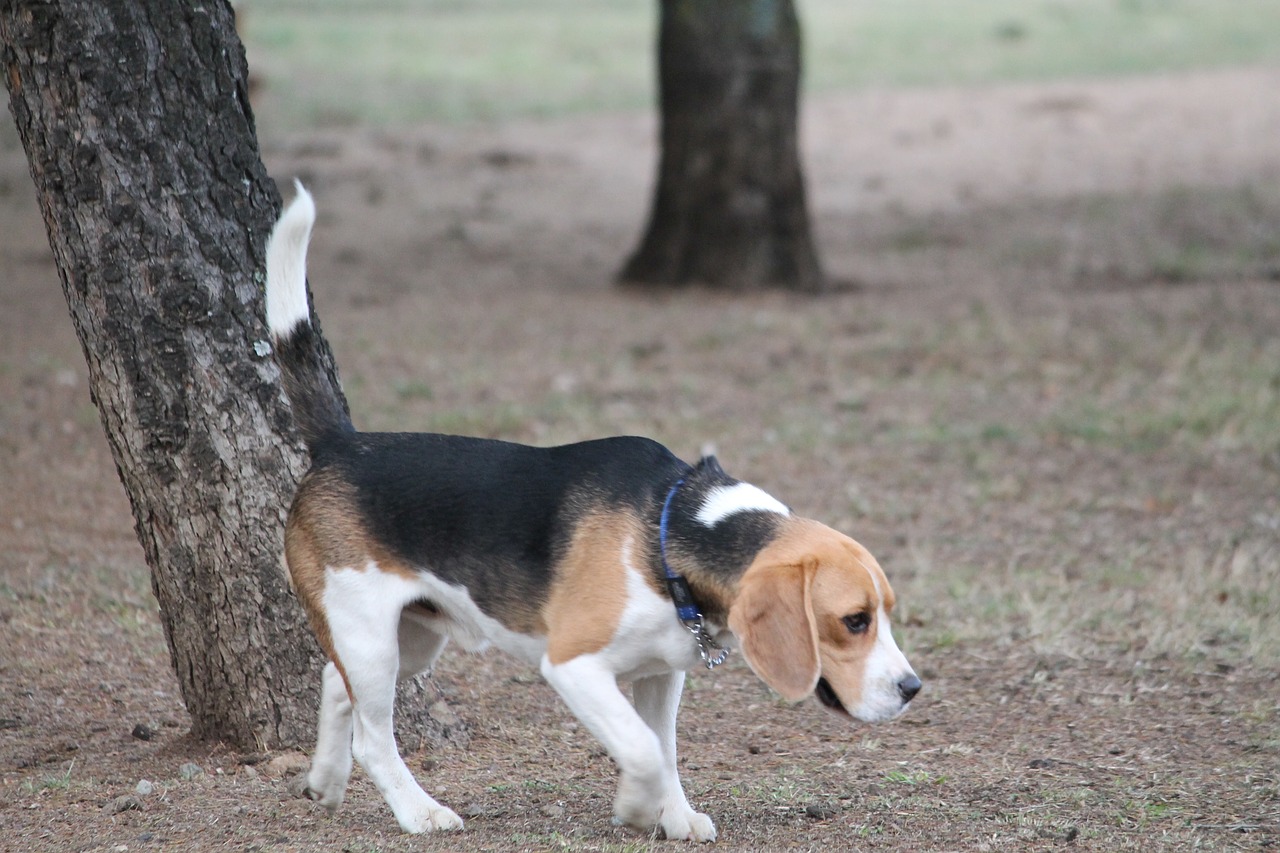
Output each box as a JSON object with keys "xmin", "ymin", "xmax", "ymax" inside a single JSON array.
[
  {"xmin": 687, "ymin": 619, "xmax": 730, "ymax": 670},
  {"xmin": 660, "ymin": 476, "xmax": 731, "ymax": 671}
]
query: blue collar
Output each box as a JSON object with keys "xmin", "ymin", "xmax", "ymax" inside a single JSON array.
[{"xmin": 659, "ymin": 477, "xmax": 729, "ymax": 670}]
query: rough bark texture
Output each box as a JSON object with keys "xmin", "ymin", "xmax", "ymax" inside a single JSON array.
[
  {"xmin": 621, "ymin": 0, "xmax": 824, "ymax": 291},
  {"xmin": 1, "ymin": 0, "xmax": 449, "ymax": 751}
]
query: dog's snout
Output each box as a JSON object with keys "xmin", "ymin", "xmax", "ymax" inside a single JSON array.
[{"xmin": 897, "ymin": 673, "xmax": 922, "ymax": 703}]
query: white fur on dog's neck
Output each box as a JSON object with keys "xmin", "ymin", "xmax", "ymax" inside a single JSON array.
[{"xmin": 695, "ymin": 483, "xmax": 789, "ymax": 527}]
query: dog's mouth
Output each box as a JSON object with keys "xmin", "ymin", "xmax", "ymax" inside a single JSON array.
[{"xmin": 814, "ymin": 677, "xmax": 851, "ymax": 718}]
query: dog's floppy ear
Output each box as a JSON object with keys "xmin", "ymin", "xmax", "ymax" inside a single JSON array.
[{"xmin": 728, "ymin": 558, "xmax": 820, "ymax": 701}]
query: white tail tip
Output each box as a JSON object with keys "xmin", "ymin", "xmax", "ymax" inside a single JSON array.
[{"xmin": 265, "ymin": 180, "xmax": 316, "ymax": 339}]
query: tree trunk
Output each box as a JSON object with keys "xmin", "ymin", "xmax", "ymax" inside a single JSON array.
[
  {"xmin": 1, "ymin": 0, "xmax": 449, "ymax": 752},
  {"xmin": 620, "ymin": 0, "xmax": 824, "ymax": 291}
]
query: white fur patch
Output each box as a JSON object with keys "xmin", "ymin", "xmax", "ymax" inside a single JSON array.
[
  {"xmin": 318, "ymin": 563, "xmax": 464, "ymax": 834},
  {"xmin": 695, "ymin": 483, "xmax": 789, "ymax": 527},
  {"xmin": 608, "ymin": 565, "xmax": 706, "ymax": 676},
  {"xmin": 840, "ymin": 551, "xmax": 917, "ymax": 721},
  {"xmin": 407, "ymin": 569, "xmax": 548, "ymax": 664},
  {"xmin": 852, "ymin": 606, "xmax": 916, "ymax": 722},
  {"xmin": 265, "ymin": 180, "xmax": 316, "ymax": 339},
  {"xmin": 322, "ymin": 561, "xmax": 547, "ymax": 665}
]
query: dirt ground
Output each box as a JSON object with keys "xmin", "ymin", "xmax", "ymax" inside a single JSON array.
[{"xmin": 2, "ymin": 67, "xmax": 1279, "ymax": 851}]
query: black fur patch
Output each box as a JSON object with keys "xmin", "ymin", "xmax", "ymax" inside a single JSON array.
[
  {"xmin": 318, "ymin": 433, "xmax": 688, "ymax": 623},
  {"xmin": 273, "ymin": 321, "xmax": 352, "ymax": 451},
  {"xmin": 662, "ymin": 457, "xmax": 788, "ymax": 590}
]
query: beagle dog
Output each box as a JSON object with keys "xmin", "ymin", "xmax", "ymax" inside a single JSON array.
[{"xmin": 264, "ymin": 185, "xmax": 920, "ymax": 842}]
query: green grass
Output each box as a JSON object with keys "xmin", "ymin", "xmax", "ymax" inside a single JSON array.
[
  {"xmin": 20, "ymin": 761, "xmax": 75, "ymax": 795},
  {"xmin": 242, "ymin": 0, "xmax": 1280, "ymax": 128},
  {"xmin": 906, "ymin": 534, "xmax": 1280, "ymax": 664},
  {"xmin": 803, "ymin": 0, "xmax": 1280, "ymax": 91},
  {"xmin": 1042, "ymin": 330, "xmax": 1280, "ymax": 455},
  {"xmin": 244, "ymin": 0, "xmax": 656, "ymax": 126},
  {"xmin": 884, "ymin": 768, "xmax": 946, "ymax": 786}
]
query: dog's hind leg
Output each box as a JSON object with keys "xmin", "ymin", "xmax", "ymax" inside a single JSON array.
[
  {"xmin": 633, "ymin": 672, "xmax": 716, "ymax": 842},
  {"xmin": 296, "ymin": 660, "xmax": 355, "ymax": 809},
  {"xmin": 296, "ymin": 620, "xmax": 445, "ymax": 813},
  {"xmin": 325, "ymin": 569, "xmax": 463, "ymax": 834}
]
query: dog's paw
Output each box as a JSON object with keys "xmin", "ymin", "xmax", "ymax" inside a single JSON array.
[
  {"xmin": 660, "ymin": 806, "xmax": 717, "ymax": 843},
  {"xmin": 400, "ymin": 803, "xmax": 464, "ymax": 834},
  {"xmin": 288, "ymin": 773, "xmax": 312, "ymax": 799},
  {"xmin": 613, "ymin": 773, "xmax": 662, "ymax": 830},
  {"xmin": 291, "ymin": 770, "xmax": 344, "ymax": 811}
]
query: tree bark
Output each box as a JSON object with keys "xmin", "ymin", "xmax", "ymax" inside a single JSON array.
[
  {"xmin": 1, "ymin": 0, "xmax": 449, "ymax": 751},
  {"xmin": 620, "ymin": 0, "xmax": 824, "ymax": 291}
]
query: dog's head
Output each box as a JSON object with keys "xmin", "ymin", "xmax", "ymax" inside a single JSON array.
[{"xmin": 727, "ymin": 518, "xmax": 919, "ymax": 722}]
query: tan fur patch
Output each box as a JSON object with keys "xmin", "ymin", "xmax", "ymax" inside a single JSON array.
[
  {"xmin": 728, "ymin": 517, "xmax": 889, "ymax": 703},
  {"xmin": 727, "ymin": 557, "xmax": 820, "ymax": 700},
  {"xmin": 283, "ymin": 474, "xmax": 345, "ymax": 662},
  {"xmin": 741, "ymin": 518, "xmax": 881, "ymax": 591},
  {"xmin": 284, "ymin": 469, "xmax": 414, "ymax": 658},
  {"xmin": 808, "ymin": 545, "xmax": 883, "ymax": 713},
  {"xmin": 543, "ymin": 509, "xmax": 642, "ymax": 665}
]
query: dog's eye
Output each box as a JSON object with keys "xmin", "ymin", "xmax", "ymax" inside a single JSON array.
[{"xmin": 842, "ymin": 612, "xmax": 872, "ymax": 635}]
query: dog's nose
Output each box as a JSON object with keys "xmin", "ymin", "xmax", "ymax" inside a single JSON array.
[{"xmin": 897, "ymin": 674, "xmax": 922, "ymax": 703}]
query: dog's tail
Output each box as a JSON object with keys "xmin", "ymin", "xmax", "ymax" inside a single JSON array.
[{"xmin": 265, "ymin": 181, "xmax": 353, "ymax": 452}]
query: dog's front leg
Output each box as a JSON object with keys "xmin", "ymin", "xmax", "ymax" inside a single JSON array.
[
  {"xmin": 541, "ymin": 656, "xmax": 686, "ymax": 837},
  {"xmin": 633, "ymin": 672, "xmax": 716, "ymax": 842}
]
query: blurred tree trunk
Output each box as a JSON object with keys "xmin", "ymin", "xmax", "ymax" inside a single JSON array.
[
  {"xmin": 621, "ymin": 0, "xmax": 824, "ymax": 291},
  {"xmin": 1, "ymin": 0, "xmax": 448, "ymax": 752}
]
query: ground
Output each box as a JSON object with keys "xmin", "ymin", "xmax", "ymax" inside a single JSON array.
[{"xmin": 2, "ymin": 67, "xmax": 1279, "ymax": 852}]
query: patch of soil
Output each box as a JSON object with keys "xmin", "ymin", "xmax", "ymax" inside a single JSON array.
[{"xmin": 2, "ymin": 67, "xmax": 1279, "ymax": 851}]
